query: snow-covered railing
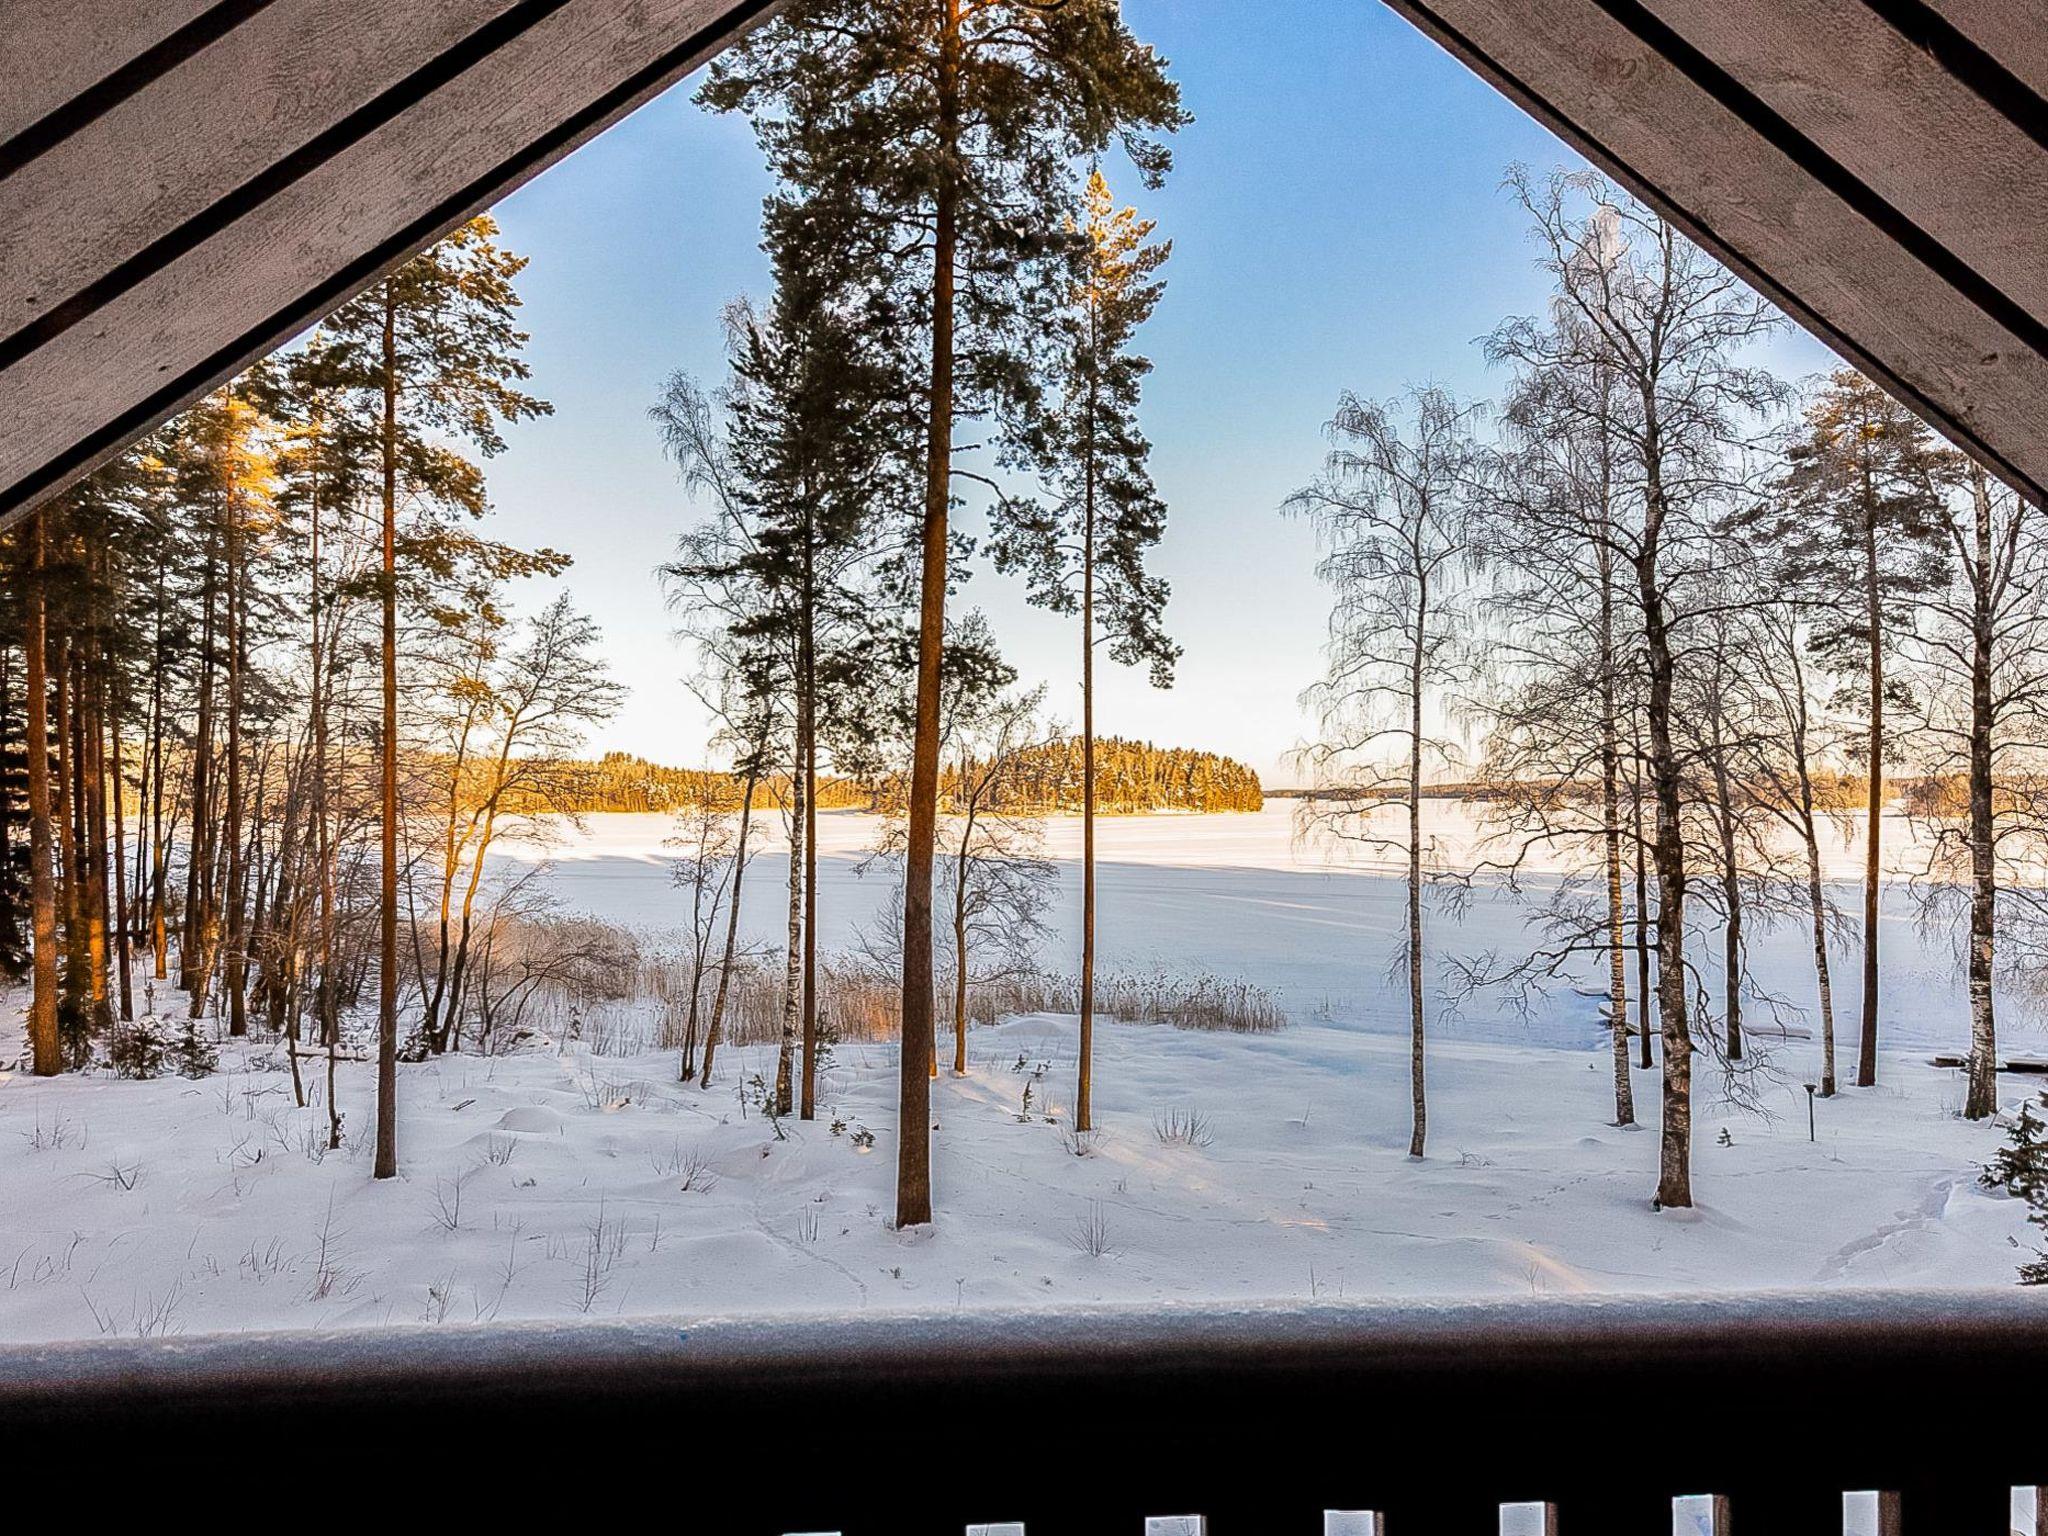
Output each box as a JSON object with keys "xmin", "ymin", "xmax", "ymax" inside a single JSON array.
[{"xmin": 2, "ymin": 1291, "xmax": 2039, "ymax": 1528}]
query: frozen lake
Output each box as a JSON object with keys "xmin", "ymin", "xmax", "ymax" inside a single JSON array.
[{"xmin": 495, "ymin": 799, "xmax": 2010, "ymax": 1067}]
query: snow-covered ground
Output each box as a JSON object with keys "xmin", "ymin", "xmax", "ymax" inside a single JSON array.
[
  {"xmin": 6, "ymin": 800, "xmax": 2044, "ymax": 1526},
  {"xmin": 0, "ymin": 803, "xmax": 2041, "ymax": 1336}
]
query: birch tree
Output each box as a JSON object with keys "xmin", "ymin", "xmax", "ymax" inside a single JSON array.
[
  {"xmin": 1488, "ymin": 169, "xmax": 1783, "ymax": 1209},
  {"xmin": 1903, "ymin": 463, "xmax": 2048, "ymax": 1119},
  {"xmin": 1288, "ymin": 386, "xmax": 1478, "ymax": 1159}
]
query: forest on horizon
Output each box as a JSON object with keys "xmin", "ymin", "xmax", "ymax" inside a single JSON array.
[{"xmin": 512, "ymin": 740, "xmax": 1264, "ymax": 816}]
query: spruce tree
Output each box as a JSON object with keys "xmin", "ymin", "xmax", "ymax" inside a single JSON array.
[{"xmin": 1983, "ymin": 1095, "xmax": 2048, "ymax": 1284}]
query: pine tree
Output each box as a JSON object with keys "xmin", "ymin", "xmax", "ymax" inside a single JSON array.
[
  {"xmin": 657, "ymin": 274, "xmax": 912, "ymax": 1118},
  {"xmin": 994, "ymin": 167, "xmax": 1176, "ymax": 1134},
  {"xmin": 310, "ymin": 215, "xmax": 552, "ymax": 1179},
  {"xmin": 1755, "ymin": 369, "xmax": 1950, "ymax": 1089},
  {"xmin": 703, "ymin": 0, "xmax": 1185, "ymax": 1226}
]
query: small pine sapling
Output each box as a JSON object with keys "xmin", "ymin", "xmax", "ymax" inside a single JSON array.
[{"xmin": 1982, "ymin": 1095, "xmax": 2048, "ymax": 1283}]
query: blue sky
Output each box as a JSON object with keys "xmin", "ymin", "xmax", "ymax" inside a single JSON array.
[{"xmin": 478, "ymin": 0, "xmax": 1835, "ymax": 785}]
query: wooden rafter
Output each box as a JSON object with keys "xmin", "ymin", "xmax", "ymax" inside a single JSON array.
[{"xmin": 0, "ymin": 0, "xmax": 2044, "ymax": 525}]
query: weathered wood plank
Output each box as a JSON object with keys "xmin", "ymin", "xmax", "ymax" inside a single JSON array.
[
  {"xmin": 0, "ymin": 0, "xmax": 534, "ymax": 347},
  {"xmin": 1383, "ymin": 0, "xmax": 2048, "ymax": 507},
  {"xmin": 1640, "ymin": 0, "xmax": 2048, "ymax": 326},
  {"xmin": 1917, "ymin": 0, "xmax": 2048, "ymax": 100},
  {"xmin": 0, "ymin": 0, "xmax": 777, "ymax": 521},
  {"xmin": 0, "ymin": 0, "xmax": 221, "ymax": 147}
]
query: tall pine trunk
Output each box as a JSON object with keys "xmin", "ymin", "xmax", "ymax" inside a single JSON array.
[
  {"xmin": 800, "ymin": 520, "xmax": 820, "ymax": 1120},
  {"xmin": 374, "ymin": 281, "xmax": 400, "ymax": 1181},
  {"xmin": 1857, "ymin": 488, "xmax": 1883, "ymax": 1087},
  {"xmin": 24, "ymin": 514, "xmax": 60, "ymax": 1075},
  {"xmin": 80, "ymin": 654, "xmax": 112, "ymax": 1033},
  {"xmin": 223, "ymin": 491, "xmax": 249, "ymax": 1037},
  {"xmin": 1077, "ymin": 421, "xmax": 1098, "ymax": 1133},
  {"xmin": 55, "ymin": 643, "xmax": 89, "ymax": 1038},
  {"xmin": 895, "ymin": 0, "xmax": 960, "ymax": 1229},
  {"xmin": 952, "ymin": 782, "xmax": 972, "ymax": 1077},
  {"xmin": 147, "ymin": 570, "xmax": 169, "ymax": 980},
  {"xmin": 183, "ymin": 537, "xmax": 217, "ymax": 1003},
  {"xmin": 109, "ymin": 684, "xmax": 132, "ymax": 1022},
  {"xmin": 775, "ymin": 764, "xmax": 803, "ymax": 1118}
]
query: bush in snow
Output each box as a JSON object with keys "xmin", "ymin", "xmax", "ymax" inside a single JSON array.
[
  {"xmin": 1153, "ymin": 1105, "xmax": 1213, "ymax": 1149},
  {"xmin": 108, "ymin": 1012, "xmax": 215, "ymax": 1080},
  {"xmin": 109, "ymin": 1015, "xmax": 172, "ymax": 1079},
  {"xmin": 174, "ymin": 1016, "xmax": 217, "ymax": 1078}
]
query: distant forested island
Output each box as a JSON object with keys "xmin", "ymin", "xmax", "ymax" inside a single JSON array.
[{"xmin": 545, "ymin": 743, "xmax": 1263, "ymax": 816}]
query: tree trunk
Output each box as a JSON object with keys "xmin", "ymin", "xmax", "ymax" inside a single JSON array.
[
  {"xmin": 1963, "ymin": 470, "xmax": 1998, "ymax": 1120},
  {"xmin": 1713, "ymin": 757, "xmax": 1743, "ymax": 1063},
  {"xmin": 952, "ymin": 810, "xmax": 970, "ymax": 1078},
  {"xmin": 309, "ymin": 462, "xmax": 341, "ymax": 1148},
  {"xmin": 1406, "ymin": 585, "xmax": 1427, "ymax": 1160},
  {"xmin": 1805, "ymin": 810, "xmax": 1838, "ymax": 1098},
  {"xmin": 1078, "ymin": 418, "xmax": 1098, "ymax": 1133},
  {"xmin": 1641, "ymin": 471, "xmax": 1692, "ymax": 1211},
  {"xmin": 374, "ymin": 280, "xmax": 400, "ymax": 1181},
  {"xmin": 80, "ymin": 654, "xmax": 112, "ymax": 1034},
  {"xmin": 775, "ymin": 765, "xmax": 803, "ymax": 1119},
  {"xmin": 1857, "ymin": 495, "xmax": 1883, "ymax": 1087},
  {"xmin": 800, "ymin": 528, "xmax": 819, "ymax": 1120},
  {"xmin": 222, "ymin": 488, "xmax": 249, "ymax": 1037},
  {"xmin": 182, "ymin": 538, "xmax": 217, "ymax": 1002},
  {"xmin": 24, "ymin": 515, "xmax": 60, "ymax": 1075},
  {"xmin": 895, "ymin": 0, "xmax": 959, "ymax": 1229},
  {"xmin": 109, "ymin": 686, "xmax": 132, "ymax": 1022},
  {"xmin": 54, "ymin": 642, "xmax": 88, "ymax": 1038},
  {"xmin": 1633, "ymin": 736, "xmax": 1654, "ymax": 1070},
  {"xmin": 1599, "ymin": 544, "xmax": 1634, "ymax": 1126},
  {"xmin": 147, "ymin": 606, "xmax": 169, "ymax": 980},
  {"xmin": 700, "ymin": 772, "xmax": 756, "ymax": 1091}
]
